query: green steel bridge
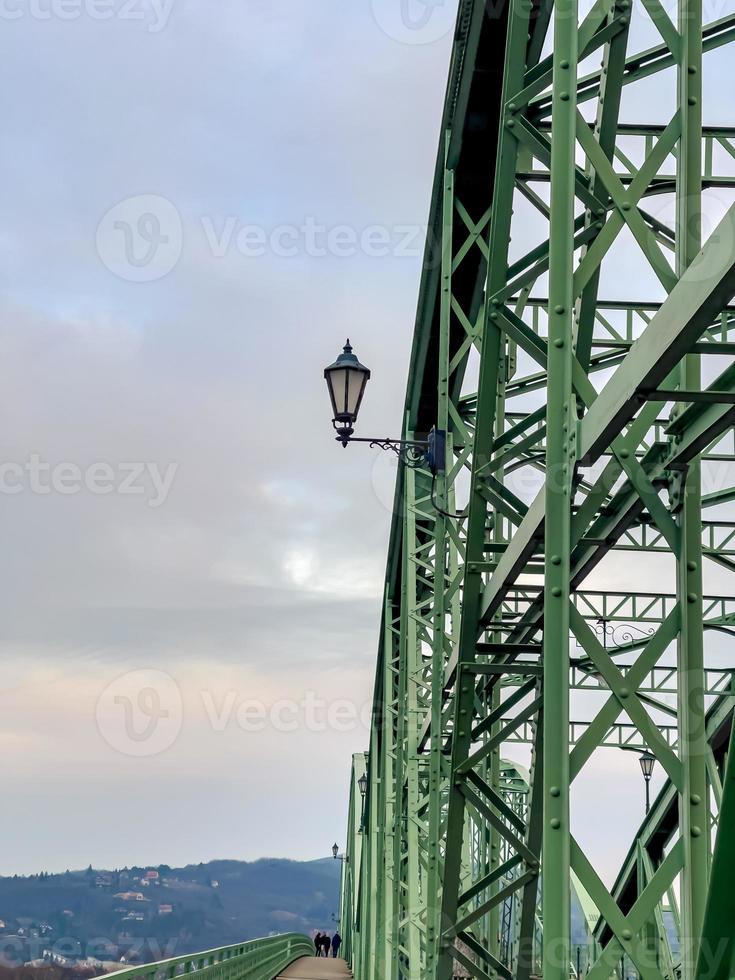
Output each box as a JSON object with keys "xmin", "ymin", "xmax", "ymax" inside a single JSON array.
[{"xmin": 330, "ymin": 0, "xmax": 735, "ymax": 978}]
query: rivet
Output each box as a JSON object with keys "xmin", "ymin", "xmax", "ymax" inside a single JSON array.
[
  {"xmin": 622, "ymin": 929, "xmax": 632, "ymax": 941},
  {"xmin": 691, "ymin": 825, "xmax": 702, "ymax": 837},
  {"xmin": 508, "ymin": 101, "xmax": 517, "ymax": 112},
  {"xmin": 691, "ymin": 794, "xmax": 701, "ymax": 805},
  {"xmin": 550, "ymin": 786, "xmax": 561, "ymax": 797},
  {"xmin": 687, "ymin": 560, "xmax": 697, "ymax": 572},
  {"xmin": 552, "ymin": 587, "xmax": 562, "ymax": 597},
  {"xmin": 555, "ymin": 304, "xmax": 565, "ymax": 314},
  {"xmin": 551, "ymin": 555, "xmax": 561, "ymax": 565},
  {"xmin": 688, "ymin": 96, "xmax": 698, "ymax": 105},
  {"xmin": 561, "ymin": 92, "xmax": 570, "ymax": 101},
  {"xmin": 554, "ymin": 338, "xmax": 564, "ymax": 348},
  {"xmin": 620, "ymin": 449, "xmax": 629, "ymax": 459},
  {"xmin": 507, "ymin": 119, "xmax": 516, "ymax": 128},
  {"xmin": 621, "ymin": 202, "xmax": 631, "ymax": 211},
  {"xmin": 688, "ymin": 592, "xmax": 698, "ymax": 603},
  {"xmin": 620, "ymin": 14, "xmax": 629, "ymax": 22},
  {"xmin": 550, "ymin": 818, "xmax": 561, "ymax": 829},
  {"xmin": 619, "ymin": 687, "xmax": 630, "ymax": 699},
  {"xmin": 560, "ymin": 60, "xmax": 569, "ymax": 69},
  {"xmin": 688, "ymin": 65, "xmax": 698, "ymax": 74}
]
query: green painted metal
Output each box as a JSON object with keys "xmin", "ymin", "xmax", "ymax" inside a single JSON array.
[
  {"xmin": 694, "ymin": 715, "xmax": 735, "ymax": 980},
  {"xmin": 337, "ymin": 0, "xmax": 735, "ymax": 975},
  {"xmin": 96, "ymin": 936, "xmax": 314, "ymax": 980}
]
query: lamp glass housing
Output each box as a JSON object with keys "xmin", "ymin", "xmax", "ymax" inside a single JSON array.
[
  {"xmin": 358, "ymin": 773, "xmax": 368, "ymax": 798},
  {"xmin": 324, "ymin": 340, "xmax": 371, "ymax": 431},
  {"xmin": 332, "ymin": 843, "xmax": 339, "ymax": 859},
  {"xmin": 639, "ymin": 750, "xmax": 656, "ymax": 780}
]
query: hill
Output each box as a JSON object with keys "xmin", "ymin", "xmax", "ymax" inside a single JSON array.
[{"xmin": 0, "ymin": 859, "xmax": 340, "ymax": 967}]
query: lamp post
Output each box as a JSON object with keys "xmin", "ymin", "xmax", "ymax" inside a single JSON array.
[
  {"xmin": 332, "ymin": 843, "xmax": 348, "ymax": 864},
  {"xmin": 324, "ymin": 340, "xmax": 446, "ymax": 474},
  {"xmin": 639, "ymin": 750, "xmax": 656, "ymax": 815},
  {"xmin": 358, "ymin": 772, "xmax": 368, "ymax": 832}
]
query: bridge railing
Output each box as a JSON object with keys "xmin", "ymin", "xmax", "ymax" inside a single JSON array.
[{"xmin": 99, "ymin": 934, "xmax": 315, "ymax": 980}]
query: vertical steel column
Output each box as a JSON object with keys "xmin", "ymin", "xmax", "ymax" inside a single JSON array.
[
  {"xmin": 403, "ymin": 457, "xmax": 424, "ymax": 979},
  {"xmin": 487, "ymin": 299, "xmax": 510, "ymax": 968},
  {"xmin": 676, "ymin": 0, "xmax": 710, "ymax": 974},
  {"xmin": 435, "ymin": 2, "xmax": 532, "ymax": 973},
  {"xmin": 339, "ymin": 828, "xmax": 350, "ymax": 964},
  {"xmin": 426, "ymin": 136, "xmax": 454, "ymax": 976},
  {"xmin": 542, "ymin": 0, "xmax": 577, "ymax": 974},
  {"xmin": 382, "ymin": 597, "xmax": 398, "ymax": 975},
  {"xmin": 367, "ymin": 730, "xmax": 381, "ymax": 979}
]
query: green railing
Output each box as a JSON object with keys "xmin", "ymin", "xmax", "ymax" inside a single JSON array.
[{"xmin": 100, "ymin": 934, "xmax": 315, "ymax": 980}]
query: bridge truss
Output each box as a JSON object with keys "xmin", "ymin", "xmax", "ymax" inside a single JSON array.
[{"xmin": 338, "ymin": 0, "xmax": 735, "ymax": 977}]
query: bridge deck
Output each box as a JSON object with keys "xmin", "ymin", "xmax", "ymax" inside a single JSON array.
[{"xmin": 276, "ymin": 958, "xmax": 351, "ymax": 979}]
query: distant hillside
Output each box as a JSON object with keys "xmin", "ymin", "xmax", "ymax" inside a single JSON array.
[{"xmin": 0, "ymin": 859, "xmax": 340, "ymax": 967}]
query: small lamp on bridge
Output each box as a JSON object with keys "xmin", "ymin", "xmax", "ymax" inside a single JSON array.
[
  {"xmin": 639, "ymin": 750, "xmax": 656, "ymax": 814},
  {"xmin": 324, "ymin": 340, "xmax": 371, "ymax": 447},
  {"xmin": 357, "ymin": 772, "xmax": 368, "ymax": 833},
  {"xmin": 324, "ymin": 340, "xmax": 446, "ymax": 475},
  {"xmin": 332, "ymin": 842, "xmax": 348, "ymax": 863}
]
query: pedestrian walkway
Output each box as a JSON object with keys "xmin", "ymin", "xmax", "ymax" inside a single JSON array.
[{"xmin": 276, "ymin": 957, "xmax": 351, "ymax": 979}]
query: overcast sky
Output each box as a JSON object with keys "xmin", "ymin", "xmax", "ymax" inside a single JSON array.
[
  {"xmin": 0, "ymin": 0, "xmax": 733, "ymax": 886},
  {"xmin": 0, "ymin": 0, "xmax": 458, "ymax": 875}
]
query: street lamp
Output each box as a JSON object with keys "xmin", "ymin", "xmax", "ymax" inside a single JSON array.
[
  {"xmin": 324, "ymin": 340, "xmax": 371, "ymax": 444},
  {"xmin": 332, "ymin": 843, "xmax": 348, "ymax": 863},
  {"xmin": 639, "ymin": 750, "xmax": 656, "ymax": 814},
  {"xmin": 358, "ymin": 772, "xmax": 368, "ymax": 833},
  {"xmin": 324, "ymin": 340, "xmax": 446, "ymax": 474}
]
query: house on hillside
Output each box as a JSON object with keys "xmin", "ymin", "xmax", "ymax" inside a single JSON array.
[{"xmin": 114, "ymin": 892, "xmax": 149, "ymax": 903}]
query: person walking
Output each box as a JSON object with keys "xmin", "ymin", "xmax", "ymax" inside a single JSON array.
[
  {"xmin": 331, "ymin": 932, "xmax": 342, "ymax": 958},
  {"xmin": 321, "ymin": 934, "xmax": 331, "ymax": 958},
  {"xmin": 314, "ymin": 932, "xmax": 323, "ymax": 957}
]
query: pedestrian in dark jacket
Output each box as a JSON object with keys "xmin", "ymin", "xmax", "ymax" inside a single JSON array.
[
  {"xmin": 314, "ymin": 932, "xmax": 323, "ymax": 957},
  {"xmin": 322, "ymin": 935, "xmax": 331, "ymax": 957},
  {"xmin": 331, "ymin": 932, "xmax": 342, "ymax": 958}
]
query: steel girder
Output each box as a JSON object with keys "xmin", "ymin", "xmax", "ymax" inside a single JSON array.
[{"xmin": 339, "ymin": 0, "xmax": 735, "ymax": 977}]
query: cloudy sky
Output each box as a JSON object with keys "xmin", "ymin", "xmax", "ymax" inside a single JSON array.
[
  {"xmin": 0, "ymin": 0, "xmax": 733, "ymax": 886},
  {"xmin": 0, "ymin": 0, "xmax": 460, "ymax": 875}
]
